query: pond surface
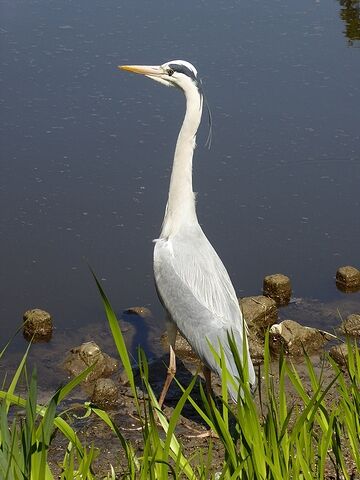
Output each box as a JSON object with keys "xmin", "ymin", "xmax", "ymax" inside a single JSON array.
[{"xmin": 1, "ymin": 0, "xmax": 359, "ymax": 357}]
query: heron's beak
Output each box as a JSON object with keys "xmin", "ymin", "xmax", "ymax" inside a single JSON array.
[{"xmin": 119, "ymin": 65, "xmax": 162, "ymax": 76}]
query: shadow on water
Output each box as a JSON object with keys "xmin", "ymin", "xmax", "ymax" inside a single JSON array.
[
  {"xmin": 338, "ymin": 0, "xmax": 360, "ymax": 45},
  {"xmin": 118, "ymin": 310, "xmax": 163, "ymax": 358}
]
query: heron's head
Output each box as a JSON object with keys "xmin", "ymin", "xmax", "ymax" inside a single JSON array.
[
  {"xmin": 119, "ymin": 60, "xmax": 200, "ymax": 92},
  {"xmin": 119, "ymin": 59, "xmax": 212, "ymax": 147}
]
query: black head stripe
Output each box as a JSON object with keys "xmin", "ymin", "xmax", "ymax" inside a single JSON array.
[{"xmin": 168, "ymin": 63, "xmax": 197, "ymax": 81}]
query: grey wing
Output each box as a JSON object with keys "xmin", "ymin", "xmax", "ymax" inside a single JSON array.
[{"xmin": 153, "ymin": 225, "xmax": 255, "ymax": 397}]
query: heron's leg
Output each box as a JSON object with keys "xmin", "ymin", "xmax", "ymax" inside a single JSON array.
[
  {"xmin": 158, "ymin": 344, "xmax": 176, "ymax": 408},
  {"xmin": 158, "ymin": 320, "xmax": 177, "ymax": 408},
  {"xmin": 203, "ymin": 366, "xmax": 212, "ymax": 401}
]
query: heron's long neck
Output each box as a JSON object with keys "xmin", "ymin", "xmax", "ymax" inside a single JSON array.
[{"xmin": 160, "ymin": 89, "xmax": 203, "ymax": 238}]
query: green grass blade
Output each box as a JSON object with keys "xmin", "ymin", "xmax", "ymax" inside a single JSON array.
[
  {"xmin": 90, "ymin": 269, "xmax": 138, "ymax": 408},
  {"xmin": 4, "ymin": 342, "xmax": 32, "ymax": 414},
  {"xmin": 143, "ymin": 377, "xmax": 196, "ymax": 479}
]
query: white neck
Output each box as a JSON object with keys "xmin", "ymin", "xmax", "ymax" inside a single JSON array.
[{"xmin": 160, "ymin": 86, "xmax": 203, "ymax": 238}]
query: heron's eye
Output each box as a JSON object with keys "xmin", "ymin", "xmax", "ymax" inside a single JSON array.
[{"xmin": 167, "ymin": 68, "xmax": 174, "ymax": 76}]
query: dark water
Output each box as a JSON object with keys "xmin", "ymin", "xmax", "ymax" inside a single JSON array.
[{"xmin": 1, "ymin": 0, "xmax": 359, "ymax": 356}]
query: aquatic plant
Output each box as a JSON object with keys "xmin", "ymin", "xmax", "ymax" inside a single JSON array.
[
  {"xmin": 0, "ymin": 277, "xmax": 359, "ymax": 478},
  {"xmin": 93, "ymin": 273, "xmax": 360, "ymax": 479}
]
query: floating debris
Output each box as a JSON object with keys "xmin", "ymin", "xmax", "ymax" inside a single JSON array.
[{"xmin": 125, "ymin": 306, "xmax": 152, "ymax": 318}]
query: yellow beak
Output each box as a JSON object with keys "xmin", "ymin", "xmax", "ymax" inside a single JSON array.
[{"xmin": 118, "ymin": 65, "xmax": 162, "ymax": 76}]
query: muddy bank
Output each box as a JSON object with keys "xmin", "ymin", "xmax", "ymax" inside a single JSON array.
[
  {"xmin": 2, "ymin": 291, "xmax": 359, "ymax": 478},
  {"xmin": 47, "ymin": 347, "xmax": 359, "ymax": 478}
]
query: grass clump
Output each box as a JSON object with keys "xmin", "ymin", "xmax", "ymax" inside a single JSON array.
[
  {"xmin": 0, "ymin": 339, "xmax": 103, "ymax": 479},
  {"xmin": 0, "ymin": 275, "xmax": 359, "ymax": 478}
]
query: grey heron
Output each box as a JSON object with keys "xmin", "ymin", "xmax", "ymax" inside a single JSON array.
[{"xmin": 119, "ymin": 60, "xmax": 255, "ymax": 405}]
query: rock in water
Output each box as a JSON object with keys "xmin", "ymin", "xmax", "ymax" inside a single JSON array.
[
  {"xmin": 239, "ymin": 295, "xmax": 278, "ymax": 332},
  {"xmin": 339, "ymin": 314, "xmax": 360, "ymax": 337},
  {"xmin": 329, "ymin": 343, "xmax": 360, "ymax": 367},
  {"xmin": 23, "ymin": 308, "xmax": 53, "ymax": 342},
  {"xmin": 239, "ymin": 295, "xmax": 278, "ymax": 363},
  {"xmin": 63, "ymin": 341, "xmax": 118, "ymax": 383},
  {"xmin": 336, "ymin": 266, "xmax": 360, "ymax": 292},
  {"xmin": 91, "ymin": 378, "xmax": 119, "ymax": 408},
  {"xmin": 263, "ymin": 273, "xmax": 292, "ymax": 306},
  {"xmin": 269, "ymin": 319, "xmax": 332, "ymax": 356}
]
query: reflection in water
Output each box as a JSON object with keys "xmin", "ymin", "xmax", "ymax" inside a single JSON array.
[{"xmin": 339, "ymin": 0, "xmax": 360, "ymax": 45}]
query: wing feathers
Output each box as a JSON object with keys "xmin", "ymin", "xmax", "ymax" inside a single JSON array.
[
  {"xmin": 155, "ymin": 228, "xmax": 241, "ymax": 326},
  {"xmin": 154, "ymin": 226, "xmax": 256, "ymax": 392}
]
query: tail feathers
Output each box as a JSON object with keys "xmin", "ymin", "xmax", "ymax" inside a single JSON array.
[
  {"xmin": 225, "ymin": 348, "xmax": 256, "ymax": 402},
  {"xmin": 206, "ymin": 329, "xmax": 256, "ymax": 403}
]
